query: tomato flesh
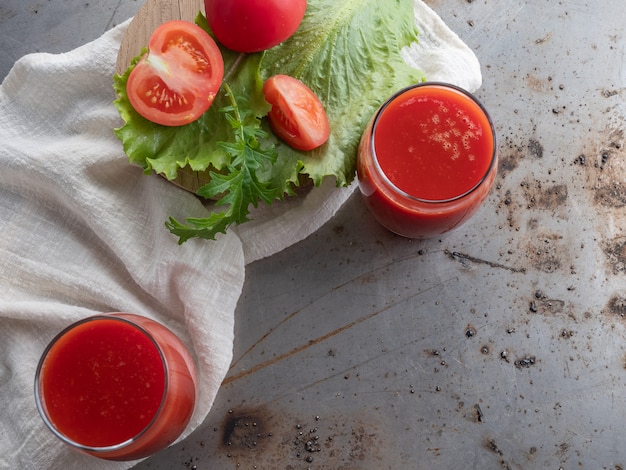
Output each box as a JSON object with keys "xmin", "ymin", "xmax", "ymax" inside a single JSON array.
[
  {"xmin": 204, "ymin": 0, "xmax": 307, "ymax": 53},
  {"xmin": 263, "ymin": 75, "xmax": 330, "ymax": 151},
  {"xmin": 127, "ymin": 20, "xmax": 224, "ymax": 127}
]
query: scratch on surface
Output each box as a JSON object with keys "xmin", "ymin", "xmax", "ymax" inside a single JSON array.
[
  {"xmin": 231, "ymin": 248, "xmax": 430, "ymax": 369},
  {"xmin": 534, "ymin": 32, "xmax": 552, "ymax": 44},
  {"xmin": 223, "ymin": 306, "xmax": 386, "ymax": 385},
  {"xmin": 230, "ymin": 306, "xmax": 302, "ymax": 371},
  {"xmin": 464, "ymin": 0, "xmax": 526, "ymax": 50},
  {"xmin": 445, "ymin": 250, "xmax": 526, "ymax": 273},
  {"xmin": 225, "ymin": 271, "xmax": 452, "ymax": 385},
  {"xmin": 104, "ymin": 0, "xmax": 125, "ymax": 31}
]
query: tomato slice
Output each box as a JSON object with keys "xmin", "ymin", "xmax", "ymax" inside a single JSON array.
[
  {"xmin": 126, "ymin": 20, "xmax": 224, "ymax": 127},
  {"xmin": 263, "ymin": 75, "xmax": 330, "ymax": 151}
]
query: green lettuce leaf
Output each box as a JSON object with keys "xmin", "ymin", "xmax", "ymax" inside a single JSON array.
[
  {"xmin": 113, "ymin": 0, "xmax": 425, "ymax": 242},
  {"xmin": 260, "ymin": 0, "xmax": 426, "ymax": 187}
]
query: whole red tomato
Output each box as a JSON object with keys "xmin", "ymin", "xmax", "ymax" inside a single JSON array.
[{"xmin": 204, "ymin": 0, "xmax": 306, "ymax": 53}]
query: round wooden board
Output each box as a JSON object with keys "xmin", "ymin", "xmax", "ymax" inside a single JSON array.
[{"xmin": 116, "ymin": 0, "xmax": 211, "ymax": 195}]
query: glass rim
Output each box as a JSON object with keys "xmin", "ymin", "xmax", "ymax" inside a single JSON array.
[
  {"xmin": 33, "ymin": 314, "xmax": 169, "ymax": 454},
  {"xmin": 369, "ymin": 81, "xmax": 497, "ymax": 204}
]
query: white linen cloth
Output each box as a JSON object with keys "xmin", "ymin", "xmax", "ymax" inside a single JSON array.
[{"xmin": 0, "ymin": 2, "xmax": 481, "ymax": 468}]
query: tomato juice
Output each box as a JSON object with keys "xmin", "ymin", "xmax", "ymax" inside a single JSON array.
[
  {"xmin": 35, "ymin": 313, "xmax": 197, "ymax": 461},
  {"xmin": 357, "ymin": 83, "xmax": 497, "ymax": 238}
]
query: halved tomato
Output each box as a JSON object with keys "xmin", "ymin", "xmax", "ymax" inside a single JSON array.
[
  {"xmin": 126, "ymin": 20, "xmax": 224, "ymax": 127},
  {"xmin": 262, "ymin": 74, "xmax": 330, "ymax": 151}
]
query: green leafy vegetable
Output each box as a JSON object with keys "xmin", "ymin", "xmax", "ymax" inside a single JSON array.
[
  {"xmin": 261, "ymin": 0, "xmax": 426, "ymax": 187},
  {"xmin": 165, "ymin": 83, "xmax": 279, "ymax": 242},
  {"xmin": 113, "ymin": 0, "xmax": 426, "ymax": 243}
]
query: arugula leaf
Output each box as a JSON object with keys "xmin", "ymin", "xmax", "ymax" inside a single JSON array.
[
  {"xmin": 113, "ymin": 1, "xmax": 425, "ymax": 243},
  {"xmin": 165, "ymin": 84, "xmax": 279, "ymax": 242}
]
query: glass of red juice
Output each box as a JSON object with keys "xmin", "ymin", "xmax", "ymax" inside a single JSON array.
[
  {"xmin": 357, "ymin": 82, "xmax": 497, "ymax": 238},
  {"xmin": 34, "ymin": 313, "xmax": 197, "ymax": 461}
]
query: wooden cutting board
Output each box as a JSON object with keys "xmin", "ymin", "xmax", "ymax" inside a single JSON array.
[
  {"xmin": 115, "ymin": 0, "xmax": 210, "ymax": 194},
  {"xmin": 116, "ymin": 0, "xmax": 204, "ymax": 75}
]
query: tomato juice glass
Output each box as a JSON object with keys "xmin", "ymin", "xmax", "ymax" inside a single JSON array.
[
  {"xmin": 34, "ymin": 313, "xmax": 197, "ymax": 461},
  {"xmin": 357, "ymin": 82, "xmax": 498, "ymax": 238}
]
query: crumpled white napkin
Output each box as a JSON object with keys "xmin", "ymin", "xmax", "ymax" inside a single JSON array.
[{"xmin": 0, "ymin": 2, "xmax": 480, "ymax": 469}]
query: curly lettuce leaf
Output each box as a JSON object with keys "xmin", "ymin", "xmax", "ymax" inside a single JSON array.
[{"xmin": 261, "ymin": 0, "xmax": 426, "ymax": 188}]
